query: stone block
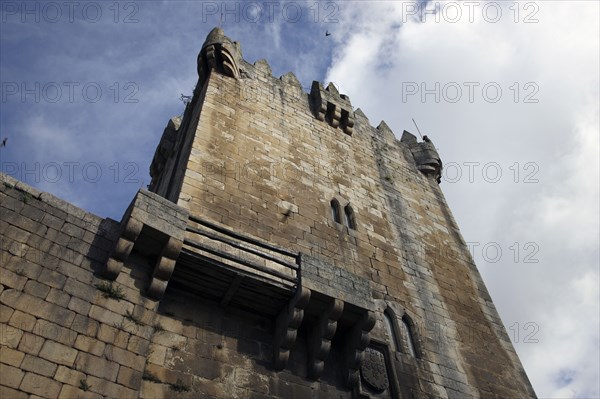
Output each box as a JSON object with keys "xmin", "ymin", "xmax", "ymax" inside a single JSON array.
[
  {"xmin": 0, "ymin": 363, "xmax": 25, "ymax": 388},
  {"xmin": 93, "ymin": 295, "xmax": 134, "ymax": 316},
  {"xmin": 139, "ymin": 380, "xmax": 170, "ymax": 399},
  {"xmin": 39, "ymin": 340, "xmax": 78, "ymax": 366},
  {"xmin": 0, "ymin": 289, "xmax": 75, "ymax": 326},
  {"xmin": 97, "ymin": 323, "xmax": 130, "ymax": 348},
  {"xmin": 0, "ymin": 385, "xmax": 28, "ymax": 399},
  {"xmin": 46, "ymin": 288, "xmax": 70, "ymax": 307},
  {"xmin": 17, "ymin": 332, "xmax": 45, "ymax": 355},
  {"xmin": 87, "ymin": 375, "xmax": 138, "ymax": 398},
  {"xmin": 39, "ymin": 269, "xmax": 67, "ymax": 289},
  {"xmin": 127, "ymin": 335, "xmax": 150, "ymax": 356},
  {"xmin": 88, "ymin": 305, "xmax": 124, "ymax": 326},
  {"xmin": 0, "ymin": 267, "xmax": 27, "ymax": 290},
  {"xmin": 58, "ymin": 384, "xmax": 103, "ymax": 399},
  {"xmin": 19, "ymin": 372, "xmax": 62, "ymax": 398},
  {"xmin": 54, "ymin": 365, "xmax": 86, "ymax": 386},
  {"xmin": 33, "ymin": 319, "xmax": 77, "ymax": 347},
  {"xmin": 24, "ymin": 280, "xmax": 51, "ymax": 299},
  {"xmin": 74, "ymin": 335, "xmax": 106, "ymax": 357},
  {"xmin": 9, "ymin": 310, "xmax": 37, "ymax": 331},
  {"xmin": 117, "ymin": 366, "xmax": 143, "ymax": 389},
  {"xmin": 104, "ymin": 344, "xmax": 146, "ymax": 370},
  {"xmin": 0, "ymin": 345, "xmax": 25, "ymax": 367},
  {"xmin": 21, "ymin": 353, "xmax": 58, "ymax": 377},
  {"xmin": 6, "ymin": 257, "xmax": 42, "ymax": 280},
  {"xmin": 147, "ymin": 344, "xmax": 167, "ymax": 366},
  {"xmin": 63, "ymin": 278, "xmax": 97, "ymax": 303},
  {"xmin": 71, "ymin": 314, "xmax": 99, "ymax": 337},
  {"xmin": 62, "ymin": 223, "xmax": 85, "ymax": 238},
  {"xmin": 41, "ymin": 213, "xmax": 65, "ymax": 231},
  {"xmin": 0, "ymin": 303, "xmax": 14, "ymax": 323},
  {"xmin": 151, "ymin": 330, "xmax": 186, "ymax": 348},
  {"xmin": 74, "ymin": 352, "xmax": 120, "ymax": 381},
  {"xmin": 0, "ymin": 323, "xmax": 23, "ymax": 348},
  {"xmin": 6, "ymin": 225, "xmax": 31, "ymax": 243},
  {"xmin": 58, "ymin": 262, "xmax": 94, "ymax": 285}
]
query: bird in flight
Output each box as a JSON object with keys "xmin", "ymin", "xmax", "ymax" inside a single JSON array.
[
  {"xmin": 1, "ymin": 138, "xmax": 6, "ymax": 147},
  {"xmin": 325, "ymin": 31, "xmax": 331, "ymax": 37}
]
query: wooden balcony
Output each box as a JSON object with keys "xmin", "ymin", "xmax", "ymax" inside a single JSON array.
[{"xmin": 168, "ymin": 215, "xmax": 301, "ymax": 315}]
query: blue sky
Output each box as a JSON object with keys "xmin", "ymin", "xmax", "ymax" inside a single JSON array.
[{"xmin": 1, "ymin": 1, "xmax": 599, "ymax": 397}]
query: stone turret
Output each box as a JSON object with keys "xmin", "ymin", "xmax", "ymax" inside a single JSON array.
[
  {"xmin": 197, "ymin": 27, "xmax": 243, "ymax": 84},
  {"xmin": 401, "ymin": 130, "xmax": 443, "ymax": 183}
]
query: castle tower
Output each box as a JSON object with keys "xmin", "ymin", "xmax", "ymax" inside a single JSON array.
[
  {"xmin": 0, "ymin": 28, "xmax": 536, "ymax": 398},
  {"xmin": 135, "ymin": 28, "xmax": 536, "ymax": 398}
]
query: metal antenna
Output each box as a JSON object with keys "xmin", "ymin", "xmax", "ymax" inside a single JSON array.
[{"xmin": 412, "ymin": 118, "xmax": 424, "ymax": 140}]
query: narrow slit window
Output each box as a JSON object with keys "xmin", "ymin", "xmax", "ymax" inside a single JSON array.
[
  {"xmin": 331, "ymin": 199, "xmax": 342, "ymax": 224},
  {"xmin": 402, "ymin": 315, "xmax": 417, "ymax": 357},
  {"xmin": 344, "ymin": 204, "xmax": 356, "ymax": 230},
  {"xmin": 384, "ymin": 309, "xmax": 400, "ymax": 352}
]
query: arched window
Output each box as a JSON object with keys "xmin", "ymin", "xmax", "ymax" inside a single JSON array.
[
  {"xmin": 401, "ymin": 315, "xmax": 417, "ymax": 358},
  {"xmin": 383, "ymin": 309, "xmax": 400, "ymax": 352},
  {"xmin": 330, "ymin": 199, "xmax": 341, "ymax": 224},
  {"xmin": 344, "ymin": 204, "xmax": 356, "ymax": 230}
]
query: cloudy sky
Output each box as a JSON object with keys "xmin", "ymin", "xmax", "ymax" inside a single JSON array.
[{"xmin": 1, "ymin": 1, "xmax": 598, "ymax": 397}]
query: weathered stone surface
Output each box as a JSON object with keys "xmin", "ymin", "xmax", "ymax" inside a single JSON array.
[
  {"xmin": 45, "ymin": 288, "xmax": 70, "ymax": 307},
  {"xmin": 39, "ymin": 340, "xmax": 78, "ymax": 366},
  {"xmin": 19, "ymin": 372, "xmax": 61, "ymax": 398},
  {"xmin": 9, "ymin": 310, "xmax": 37, "ymax": 331},
  {"xmin": 33, "ymin": 319, "xmax": 78, "ymax": 347},
  {"xmin": 0, "ymin": 346, "xmax": 25, "ymax": 367},
  {"xmin": 0, "ymin": 27, "xmax": 535, "ymax": 399},
  {"xmin": 74, "ymin": 352, "xmax": 120, "ymax": 381},
  {"xmin": 0, "ymin": 323, "xmax": 23, "ymax": 348},
  {"xmin": 17, "ymin": 332, "xmax": 44, "ymax": 355},
  {"xmin": 0, "ymin": 363, "xmax": 25, "ymax": 388},
  {"xmin": 21, "ymin": 354, "xmax": 58, "ymax": 377},
  {"xmin": 0, "ymin": 385, "xmax": 28, "ymax": 399},
  {"xmin": 58, "ymin": 384, "xmax": 103, "ymax": 399},
  {"xmin": 1, "ymin": 289, "xmax": 75, "ymax": 326},
  {"xmin": 74, "ymin": 335, "xmax": 106, "ymax": 357}
]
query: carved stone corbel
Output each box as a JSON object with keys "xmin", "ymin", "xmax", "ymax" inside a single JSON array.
[
  {"xmin": 344, "ymin": 311, "xmax": 376, "ymax": 388},
  {"xmin": 307, "ymin": 298, "xmax": 344, "ymax": 380},
  {"xmin": 104, "ymin": 217, "xmax": 143, "ymax": 279},
  {"xmin": 328, "ymin": 104, "xmax": 341, "ymax": 129},
  {"xmin": 147, "ymin": 236, "xmax": 183, "ymax": 300},
  {"xmin": 102, "ymin": 189, "xmax": 188, "ymax": 298},
  {"xmin": 273, "ymin": 286, "xmax": 311, "ymax": 371},
  {"xmin": 315, "ymin": 97, "xmax": 327, "ymax": 122}
]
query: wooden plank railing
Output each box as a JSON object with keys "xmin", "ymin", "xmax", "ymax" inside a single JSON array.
[{"xmin": 185, "ymin": 215, "xmax": 301, "ymax": 284}]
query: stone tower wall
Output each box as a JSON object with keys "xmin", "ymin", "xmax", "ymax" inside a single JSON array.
[{"xmin": 145, "ymin": 29, "xmax": 535, "ymax": 398}]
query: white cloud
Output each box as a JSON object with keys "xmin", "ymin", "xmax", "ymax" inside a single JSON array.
[{"xmin": 326, "ymin": 1, "xmax": 599, "ymax": 397}]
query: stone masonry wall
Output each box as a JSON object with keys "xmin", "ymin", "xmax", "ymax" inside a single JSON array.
[
  {"xmin": 0, "ymin": 174, "xmax": 157, "ymax": 399},
  {"xmin": 0, "ymin": 29, "xmax": 536, "ymax": 398}
]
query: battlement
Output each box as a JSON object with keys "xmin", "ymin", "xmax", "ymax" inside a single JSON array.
[
  {"xmin": 176, "ymin": 28, "xmax": 442, "ymax": 186},
  {"xmin": 309, "ymin": 81, "xmax": 355, "ymax": 135}
]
